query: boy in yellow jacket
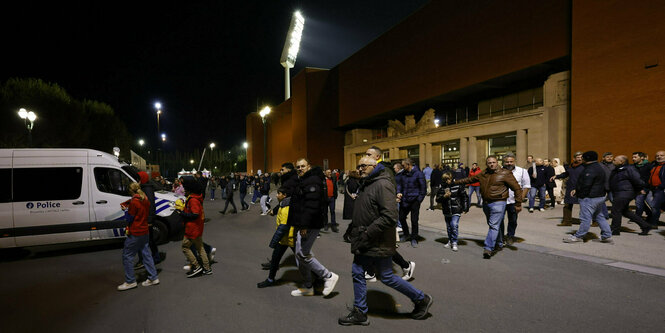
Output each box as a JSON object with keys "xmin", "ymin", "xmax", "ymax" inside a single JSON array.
[{"xmin": 257, "ymin": 187, "xmax": 295, "ymax": 288}]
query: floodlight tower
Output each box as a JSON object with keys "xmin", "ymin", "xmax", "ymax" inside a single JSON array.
[{"xmin": 280, "ymin": 11, "xmax": 305, "ymax": 101}]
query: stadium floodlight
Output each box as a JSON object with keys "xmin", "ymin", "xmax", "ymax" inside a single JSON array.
[{"xmin": 280, "ymin": 11, "xmax": 305, "ymax": 100}]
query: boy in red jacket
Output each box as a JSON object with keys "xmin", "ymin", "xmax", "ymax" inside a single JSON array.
[{"xmin": 177, "ymin": 177, "xmax": 212, "ymax": 278}]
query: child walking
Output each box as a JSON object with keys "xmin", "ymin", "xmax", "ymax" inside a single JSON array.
[
  {"xmin": 257, "ymin": 187, "xmax": 295, "ymax": 288},
  {"xmin": 435, "ymin": 172, "xmax": 469, "ymax": 251}
]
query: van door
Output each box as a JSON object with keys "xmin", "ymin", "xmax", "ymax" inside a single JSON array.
[
  {"xmin": 89, "ymin": 166, "xmax": 133, "ymax": 240},
  {"xmin": 12, "ymin": 166, "xmax": 91, "ymax": 247}
]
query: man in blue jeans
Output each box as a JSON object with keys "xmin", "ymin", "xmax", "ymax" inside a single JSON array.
[
  {"xmin": 455, "ymin": 155, "xmax": 523, "ymax": 259},
  {"xmin": 563, "ymin": 151, "xmax": 614, "ymax": 244},
  {"xmin": 340, "ymin": 157, "xmax": 432, "ymax": 326}
]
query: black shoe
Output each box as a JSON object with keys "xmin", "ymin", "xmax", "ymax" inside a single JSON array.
[
  {"xmin": 612, "ymin": 231, "xmax": 620, "ymax": 236},
  {"xmin": 483, "ymin": 249, "xmax": 492, "ymax": 259},
  {"xmin": 202, "ymin": 268, "xmax": 213, "ymax": 275},
  {"xmin": 219, "ymin": 211, "xmax": 225, "ymax": 215},
  {"xmin": 186, "ymin": 266, "xmax": 203, "ymax": 278},
  {"xmin": 506, "ymin": 236, "xmax": 514, "ymax": 245},
  {"xmin": 638, "ymin": 226, "xmax": 652, "ymax": 235},
  {"xmin": 343, "ymin": 233, "xmax": 351, "ymax": 243},
  {"xmin": 331, "ymin": 224, "xmax": 339, "ymax": 233},
  {"xmin": 338, "ymin": 307, "xmax": 369, "ymax": 326},
  {"xmin": 411, "ymin": 294, "xmax": 433, "ymax": 320},
  {"xmin": 323, "ymin": 224, "xmax": 330, "ymax": 231},
  {"xmin": 257, "ymin": 279, "xmax": 275, "ymax": 288}
]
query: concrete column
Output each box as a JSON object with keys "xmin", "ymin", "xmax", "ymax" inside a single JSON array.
[
  {"xmin": 468, "ymin": 137, "xmax": 478, "ymax": 165},
  {"xmin": 516, "ymin": 129, "xmax": 528, "ymax": 164},
  {"xmin": 418, "ymin": 143, "xmax": 426, "ymax": 167},
  {"xmin": 425, "ymin": 143, "xmax": 433, "ymax": 166},
  {"xmin": 459, "ymin": 137, "xmax": 468, "ymax": 166}
]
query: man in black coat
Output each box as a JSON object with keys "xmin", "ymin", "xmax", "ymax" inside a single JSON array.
[
  {"xmin": 428, "ymin": 164, "xmax": 443, "ymax": 210},
  {"xmin": 563, "ymin": 151, "xmax": 613, "ymax": 243},
  {"xmin": 609, "ymin": 155, "xmax": 651, "ymax": 235},
  {"xmin": 339, "ymin": 156, "xmax": 432, "ymax": 326},
  {"xmin": 219, "ymin": 173, "xmax": 238, "ymax": 214},
  {"xmin": 238, "ymin": 174, "xmax": 249, "ymax": 211},
  {"xmin": 323, "ymin": 169, "xmax": 339, "ymax": 232},
  {"xmin": 287, "ymin": 158, "xmax": 339, "ymax": 297}
]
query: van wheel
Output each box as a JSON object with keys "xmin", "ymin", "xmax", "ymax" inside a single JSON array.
[{"xmin": 152, "ymin": 220, "xmax": 169, "ymax": 245}]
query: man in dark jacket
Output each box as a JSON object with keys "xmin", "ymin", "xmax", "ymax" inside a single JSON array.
[
  {"xmin": 632, "ymin": 152, "xmax": 651, "ymax": 219},
  {"xmin": 396, "ymin": 158, "xmax": 427, "ymax": 247},
  {"xmin": 287, "ymin": 158, "xmax": 339, "ymax": 297},
  {"xmin": 323, "ymin": 169, "xmax": 339, "ymax": 232},
  {"xmin": 609, "ymin": 155, "xmax": 651, "ymax": 235},
  {"xmin": 553, "ymin": 152, "xmax": 585, "ymax": 226},
  {"xmin": 238, "ymin": 174, "xmax": 249, "ymax": 211},
  {"xmin": 219, "ymin": 173, "xmax": 238, "ymax": 214},
  {"xmin": 563, "ymin": 151, "xmax": 613, "ymax": 244},
  {"xmin": 527, "ymin": 158, "xmax": 549, "ymax": 212},
  {"xmin": 647, "ymin": 150, "xmax": 665, "ymax": 228},
  {"xmin": 339, "ymin": 156, "xmax": 432, "ymax": 326},
  {"xmin": 428, "ymin": 164, "xmax": 443, "ymax": 210}
]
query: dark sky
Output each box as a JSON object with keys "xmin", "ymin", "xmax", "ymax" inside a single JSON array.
[{"xmin": 1, "ymin": 0, "xmax": 427, "ymax": 152}]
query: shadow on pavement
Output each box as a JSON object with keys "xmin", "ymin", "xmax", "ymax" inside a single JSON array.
[
  {"xmin": 0, "ymin": 240, "xmax": 123, "ymax": 262},
  {"xmin": 366, "ymin": 290, "xmax": 412, "ymax": 319}
]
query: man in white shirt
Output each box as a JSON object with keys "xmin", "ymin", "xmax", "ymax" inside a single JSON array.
[{"xmin": 498, "ymin": 153, "xmax": 530, "ymax": 246}]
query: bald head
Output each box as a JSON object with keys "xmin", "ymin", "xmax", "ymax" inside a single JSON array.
[{"xmin": 613, "ymin": 155, "xmax": 628, "ymax": 167}]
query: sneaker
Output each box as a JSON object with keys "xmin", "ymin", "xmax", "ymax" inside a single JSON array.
[
  {"xmin": 210, "ymin": 248, "xmax": 216, "ymax": 262},
  {"xmin": 323, "ymin": 224, "xmax": 330, "ymax": 231},
  {"xmin": 638, "ymin": 226, "xmax": 652, "ymax": 236},
  {"xmin": 539, "ymin": 208, "xmax": 545, "ymax": 212},
  {"xmin": 528, "ymin": 208, "xmax": 534, "ymax": 213},
  {"xmin": 365, "ymin": 272, "xmax": 377, "ymax": 283},
  {"xmin": 338, "ymin": 307, "xmax": 369, "ymax": 326},
  {"xmin": 600, "ymin": 237, "xmax": 614, "ymax": 244},
  {"xmin": 186, "ymin": 266, "xmax": 203, "ymax": 278},
  {"xmin": 426, "ymin": 208, "xmax": 433, "ymax": 211},
  {"xmin": 443, "ymin": 242, "xmax": 451, "ymax": 248},
  {"xmin": 452, "ymin": 244, "xmax": 458, "ymax": 252},
  {"xmin": 322, "ymin": 272, "xmax": 339, "ymax": 296},
  {"xmin": 202, "ymin": 268, "xmax": 213, "ymax": 275},
  {"xmin": 396, "ymin": 226, "xmax": 403, "ymax": 233},
  {"xmin": 411, "ymin": 239, "xmax": 418, "ymax": 248},
  {"xmin": 331, "ymin": 224, "xmax": 339, "ymax": 233},
  {"xmin": 260, "ymin": 213, "xmax": 268, "ymax": 216},
  {"xmin": 563, "ymin": 235, "xmax": 583, "ymax": 243},
  {"xmin": 257, "ymin": 279, "xmax": 275, "ymax": 288},
  {"xmin": 402, "ymin": 261, "xmax": 416, "ymax": 281},
  {"xmin": 117, "ymin": 281, "xmax": 137, "ymax": 291},
  {"xmin": 141, "ymin": 279, "xmax": 160, "ymax": 287},
  {"xmin": 183, "ymin": 264, "xmax": 191, "ymax": 271},
  {"xmin": 291, "ymin": 287, "xmax": 314, "ymax": 296},
  {"xmin": 411, "ymin": 294, "xmax": 433, "ymax": 320},
  {"xmin": 483, "ymin": 249, "xmax": 492, "ymax": 259}
]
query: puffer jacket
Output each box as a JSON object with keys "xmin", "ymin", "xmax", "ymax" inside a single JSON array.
[
  {"xmin": 269, "ymin": 197, "xmax": 294, "ymax": 248},
  {"xmin": 280, "ymin": 170, "xmax": 298, "ymax": 196},
  {"xmin": 435, "ymin": 183, "xmax": 469, "ymax": 215},
  {"xmin": 349, "ymin": 163, "xmax": 397, "ymax": 257},
  {"xmin": 180, "ymin": 193, "xmax": 205, "ymax": 239},
  {"xmin": 610, "ymin": 164, "xmax": 645, "ymax": 196},
  {"xmin": 456, "ymin": 168, "xmax": 522, "ymax": 204},
  {"xmin": 287, "ymin": 166, "xmax": 326, "ymax": 229},
  {"xmin": 397, "ymin": 166, "xmax": 426, "ymax": 203},
  {"xmin": 576, "ymin": 162, "xmax": 607, "ymax": 199}
]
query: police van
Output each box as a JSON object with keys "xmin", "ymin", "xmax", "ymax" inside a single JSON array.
[{"xmin": 0, "ymin": 148, "xmax": 183, "ymax": 249}]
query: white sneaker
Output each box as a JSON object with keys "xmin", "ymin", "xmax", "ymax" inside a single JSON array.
[
  {"xmin": 402, "ymin": 261, "xmax": 416, "ymax": 281},
  {"xmin": 443, "ymin": 242, "xmax": 451, "ymax": 248},
  {"xmin": 117, "ymin": 281, "xmax": 137, "ymax": 291},
  {"xmin": 539, "ymin": 208, "xmax": 545, "ymax": 212},
  {"xmin": 365, "ymin": 272, "xmax": 377, "ymax": 283},
  {"xmin": 260, "ymin": 213, "xmax": 268, "ymax": 216},
  {"xmin": 396, "ymin": 226, "xmax": 403, "ymax": 233},
  {"xmin": 452, "ymin": 244, "xmax": 458, "ymax": 252},
  {"xmin": 183, "ymin": 265, "xmax": 191, "ymax": 271},
  {"xmin": 141, "ymin": 279, "xmax": 160, "ymax": 287},
  {"xmin": 210, "ymin": 248, "xmax": 217, "ymax": 262},
  {"xmin": 291, "ymin": 287, "xmax": 314, "ymax": 296},
  {"xmin": 322, "ymin": 272, "xmax": 339, "ymax": 296}
]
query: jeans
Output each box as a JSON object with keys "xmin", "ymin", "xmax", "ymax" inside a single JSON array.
[
  {"xmin": 528, "ymin": 186, "xmax": 547, "ymax": 209},
  {"xmin": 327, "ymin": 197, "xmax": 337, "ymax": 226},
  {"xmin": 634, "ymin": 191, "xmax": 651, "ymax": 218},
  {"xmin": 498, "ymin": 203, "xmax": 518, "ymax": 245},
  {"xmin": 399, "ymin": 200, "xmax": 421, "ymax": 238},
  {"xmin": 295, "ymin": 229, "xmax": 330, "ymax": 288},
  {"xmin": 260, "ymin": 195, "xmax": 270, "ymax": 214},
  {"xmin": 252, "ymin": 190, "xmax": 261, "ymax": 203},
  {"xmin": 575, "ymin": 197, "xmax": 612, "ymax": 239},
  {"xmin": 482, "ymin": 201, "xmax": 507, "ymax": 251},
  {"xmin": 444, "ymin": 215, "xmax": 460, "ymax": 244},
  {"xmin": 210, "ymin": 188, "xmax": 215, "ymax": 200},
  {"xmin": 352, "ymin": 255, "xmax": 424, "ymax": 314},
  {"xmin": 648, "ymin": 189, "xmax": 664, "ymax": 226},
  {"xmin": 239, "ymin": 192, "xmax": 248, "ymax": 210},
  {"xmin": 123, "ymin": 234, "xmax": 158, "ymax": 283},
  {"xmin": 468, "ymin": 186, "xmax": 482, "ymax": 205}
]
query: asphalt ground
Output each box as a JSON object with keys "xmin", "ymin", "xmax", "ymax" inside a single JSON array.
[{"xmin": 1, "ymin": 194, "xmax": 664, "ymax": 332}]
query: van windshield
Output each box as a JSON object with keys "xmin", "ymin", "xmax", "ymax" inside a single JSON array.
[{"xmin": 122, "ymin": 165, "xmax": 140, "ymax": 182}]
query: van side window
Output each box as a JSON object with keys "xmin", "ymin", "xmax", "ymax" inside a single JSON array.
[
  {"xmin": 13, "ymin": 167, "xmax": 83, "ymax": 202},
  {"xmin": 0, "ymin": 169, "xmax": 11, "ymax": 203},
  {"xmin": 94, "ymin": 167, "xmax": 131, "ymax": 196}
]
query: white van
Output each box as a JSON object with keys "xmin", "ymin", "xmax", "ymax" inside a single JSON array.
[{"xmin": 0, "ymin": 148, "xmax": 184, "ymax": 249}]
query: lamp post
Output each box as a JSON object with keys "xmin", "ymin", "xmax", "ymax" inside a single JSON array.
[
  {"xmin": 18, "ymin": 108, "xmax": 37, "ymax": 147},
  {"xmin": 259, "ymin": 106, "xmax": 271, "ymax": 172},
  {"xmin": 280, "ymin": 11, "xmax": 305, "ymax": 100},
  {"xmin": 154, "ymin": 102, "xmax": 162, "ymax": 137},
  {"xmin": 209, "ymin": 143, "xmax": 215, "ymax": 173}
]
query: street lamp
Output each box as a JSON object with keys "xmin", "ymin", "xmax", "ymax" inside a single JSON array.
[
  {"xmin": 280, "ymin": 11, "xmax": 305, "ymax": 100},
  {"xmin": 18, "ymin": 108, "xmax": 37, "ymax": 147},
  {"xmin": 190, "ymin": 159, "xmax": 194, "ymax": 165},
  {"xmin": 434, "ymin": 118, "xmax": 440, "ymax": 128},
  {"xmin": 154, "ymin": 102, "xmax": 162, "ymax": 136},
  {"xmin": 259, "ymin": 106, "xmax": 271, "ymax": 172},
  {"xmin": 138, "ymin": 139, "xmax": 145, "ymax": 146},
  {"xmin": 161, "ymin": 133, "xmax": 166, "ymax": 142}
]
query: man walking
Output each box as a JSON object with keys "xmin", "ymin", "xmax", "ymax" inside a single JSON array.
[
  {"xmin": 632, "ymin": 152, "xmax": 651, "ymax": 219},
  {"xmin": 428, "ymin": 164, "xmax": 443, "ymax": 210},
  {"xmin": 467, "ymin": 163, "xmax": 482, "ymax": 207},
  {"xmin": 396, "ymin": 158, "xmax": 427, "ymax": 247},
  {"xmin": 647, "ymin": 150, "xmax": 665, "ymax": 229},
  {"xmin": 609, "ymin": 155, "xmax": 652, "ymax": 236},
  {"xmin": 527, "ymin": 158, "xmax": 549, "ymax": 212},
  {"xmin": 563, "ymin": 151, "xmax": 614, "ymax": 244},
  {"xmin": 553, "ymin": 152, "xmax": 585, "ymax": 226},
  {"xmin": 238, "ymin": 174, "xmax": 249, "ymax": 211},
  {"xmin": 219, "ymin": 173, "xmax": 238, "ymax": 215},
  {"xmin": 324, "ymin": 169, "xmax": 340, "ymax": 232},
  {"xmin": 455, "ymin": 156, "xmax": 523, "ymax": 259},
  {"xmin": 288, "ymin": 158, "xmax": 339, "ymax": 297},
  {"xmin": 338, "ymin": 156, "xmax": 432, "ymax": 326},
  {"xmin": 498, "ymin": 154, "xmax": 530, "ymax": 246}
]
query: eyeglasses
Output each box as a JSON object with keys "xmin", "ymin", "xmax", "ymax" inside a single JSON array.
[{"xmin": 357, "ymin": 164, "xmax": 375, "ymax": 169}]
